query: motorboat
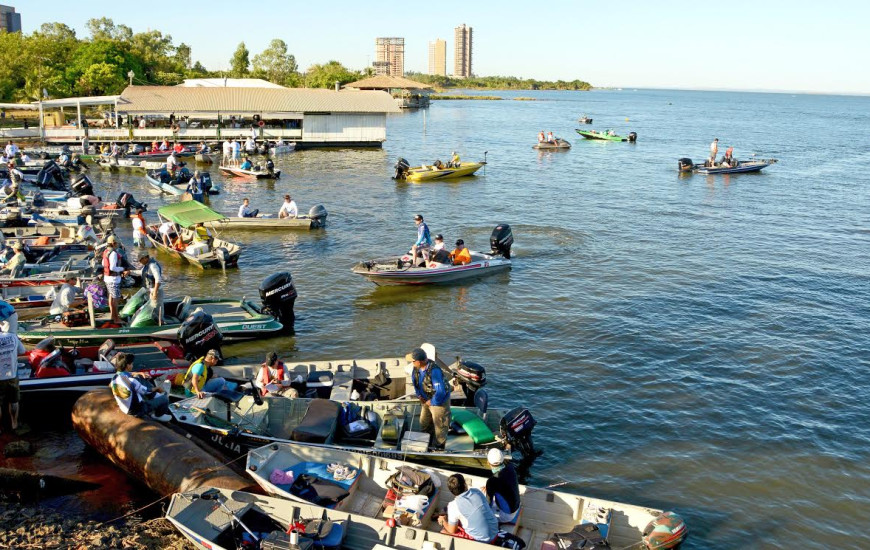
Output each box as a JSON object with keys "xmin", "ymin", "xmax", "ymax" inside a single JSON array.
[
  {"xmin": 203, "ymin": 205, "xmax": 328, "ymax": 231},
  {"xmin": 219, "ymin": 164, "xmax": 282, "ymax": 179},
  {"xmin": 575, "ymin": 129, "xmax": 637, "ymax": 142},
  {"xmin": 578, "ymin": 114, "xmax": 593, "ymax": 124},
  {"xmin": 18, "ymin": 272, "xmax": 297, "ymax": 348},
  {"xmin": 97, "ymin": 158, "xmax": 165, "ymax": 173},
  {"xmin": 269, "ymin": 142, "xmax": 296, "ymax": 155},
  {"xmin": 135, "ymin": 150, "xmax": 196, "ymax": 161},
  {"xmin": 533, "ymin": 138, "xmax": 571, "ymax": 150},
  {"xmin": 352, "ymin": 224, "xmax": 513, "ymax": 286},
  {"xmin": 145, "ymin": 169, "xmax": 219, "ymax": 196},
  {"xmin": 394, "ymin": 157, "xmax": 486, "ymax": 182},
  {"xmin": 145, "ymin": 201, "xmax": 241, "ymax": 269},
  {"xmin": 243, "ymin": 444, "xmax": 687, "ymax": 550},
  {"xmin": 678, "ymin": 157, "xmax": 778, "ymax": 175}
]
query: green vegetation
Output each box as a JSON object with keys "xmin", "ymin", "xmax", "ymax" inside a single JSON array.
[
  {"xmin": 431, "ymin": 95, "xmax": 504, "ymax": 100},
  {"xmin": 405, "ymin": 72, "xmax": 591, "ymax": 91}
]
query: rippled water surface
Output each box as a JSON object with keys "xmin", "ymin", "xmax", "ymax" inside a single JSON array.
[{"xmin": 13, "ymin": 89, "xmax": 870, "ymax": 547}]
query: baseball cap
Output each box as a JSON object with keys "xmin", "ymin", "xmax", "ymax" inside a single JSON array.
[
  {"xmin": 106, "ymin": 235, "xmax": 117, "ymax": 244},
  {"xmin": 435, "ymin": 234, "xmax": 443, "ymax": 240},
  {"xmin": 414, "ymin": 214, "xmax": 423, "ymax": 221},
  {"xmin": 12, "ymin": 242, "xmax": 23, "ymax": 250},
  {"xmin": 206, "ymin": 349, "xmax": 222, "ymax": 360},
  {"xmin": 455, "ymin": 239, "xmax": 464, "ymax": 246},
  {"xmin": 138, "ymin": 252, "xmax": 150, "ymax": 261},
  {"xmin": 487, "ymin": 448, "xmax": 505, "ymax": 466},
  {"xmin": 409, "ymin": 348, "xmax": 427, "ymax": 362}
]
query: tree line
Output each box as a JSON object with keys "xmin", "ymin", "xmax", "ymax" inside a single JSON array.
[{"xmin": 404, "ymin": 72, "xmax": 591, "ymax": 91}]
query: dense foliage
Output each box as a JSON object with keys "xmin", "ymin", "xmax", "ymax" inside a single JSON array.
[{"xmin": 0, "ymin": 19, "xmax": 590, "ymax": 102}]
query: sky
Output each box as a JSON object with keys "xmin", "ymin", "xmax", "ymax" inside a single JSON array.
[{"xmin": 16, "ymin": 0, "xmax": 870, "ymax": 94}]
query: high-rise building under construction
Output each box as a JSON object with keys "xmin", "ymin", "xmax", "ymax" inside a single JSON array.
[
  {"xmin": 374, "ymin": 37, "xmax": 405, "ymax": 77},
  {"xmin": 428, "ymin": 39, "xmax": 447, "ymax": 76},
  {"xmin": 453, "ymin": 24, "xmax": 472, "ymax": 78}
]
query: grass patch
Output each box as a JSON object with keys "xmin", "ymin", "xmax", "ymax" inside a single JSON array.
[{"xmin": 431, "ymin": 95, "xmax": 503, "ymax": 100}]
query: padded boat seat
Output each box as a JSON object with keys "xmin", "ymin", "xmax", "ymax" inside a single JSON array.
[
  {"xmin": 451, "ymin": 409, "xmax": 495, "ymax": 444},
  {"xmin": 292, "ymin": 399, "xmax": 341, "ymax": 443}
]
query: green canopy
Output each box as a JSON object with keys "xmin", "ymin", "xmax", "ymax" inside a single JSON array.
[{"xmin": 158, "ymin": 200, "xmax": 226, "ymax": 227}]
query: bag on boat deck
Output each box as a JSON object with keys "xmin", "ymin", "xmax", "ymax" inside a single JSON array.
[
  {"xmin": 289, "ymin": 474, "xmax": 350, "ymax": 507},
  {"xmin": 494, "ymin": 531, "xmax": 527, "ymax": 550},
  {"xmin": 541, "ymin": 523, "xmax": 610, "ymax": 550},
  {"xmin": 61, "ymin": 309, "xmax": 89, "ymax": 327},
  {"xmin": 385, "ymin": 466, "xmax": 435, "ymax": 498}
]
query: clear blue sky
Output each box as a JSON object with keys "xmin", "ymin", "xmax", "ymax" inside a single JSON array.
[{"xmin": 18, "ymin": 0, "xmax": 870, "ymax": 94}]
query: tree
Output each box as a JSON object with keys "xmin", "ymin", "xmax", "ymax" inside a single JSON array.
[
  {"xmin": 252, "ymin": 39, "xmax": 297, "ymax": 85},
  {"xmin": 230, "ymin": 42, "xmax": 250, "ymax": 77},
  {"xmin": 175, "ymin": 43, "xmax": 192, "ymax": 70},
  {"xmin": 77, "ymin": 62, "xmax": 126, "ymax": 95},
  {"xmin": 303, "ymin": 61, "xmax": 362, "ymax": 89}
]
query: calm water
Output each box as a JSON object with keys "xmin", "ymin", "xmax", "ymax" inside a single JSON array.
[{"xmin": 11, "ymin": 89, "xmax": 870, "ymax": 547}]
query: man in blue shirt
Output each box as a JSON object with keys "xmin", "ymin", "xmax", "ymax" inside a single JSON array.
[
  {"xmin": 438, "ymin": 473, "xmax": 499, "ymax": 542},
  {"xmin": 410, "ymin": 347, "xmax": 450, "ymax": 449},
  {"xmin": 411, "ymin": 214, "xmax": 432, "ymax": 267}
]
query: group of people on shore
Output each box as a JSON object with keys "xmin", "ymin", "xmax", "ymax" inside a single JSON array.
[{"xmin": 410, "ymin": 214, "xmax": 472, "ymax": 267}]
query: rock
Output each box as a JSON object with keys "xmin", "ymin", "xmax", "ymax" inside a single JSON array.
[{"xmin": 2, "ymin": 440, "xmax": 33, "ymax": 457}]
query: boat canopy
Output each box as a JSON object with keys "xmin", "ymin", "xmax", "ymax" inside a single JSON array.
[{"xmin": 158, "ymin": 200, "xmax": 226, "ymax": 227}]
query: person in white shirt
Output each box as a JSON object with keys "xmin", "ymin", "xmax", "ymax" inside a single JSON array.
[
  {"xmin": 4, "ymin": 141, "xmax": 18, "ymax": 157},
  {"xmin": 244, "ymin": 137, "xmax": 256, "ymax": 152},
  {"xmin": 102, "ymin": 236, "xmax": 127, "ymax": 324},
  {"xmin": 138, "ymin": 252, "xmax": 164, "ymax": 324},
  {"xmin": 138, "ymin": 117, "xmax": 147, "ymax": 129},
  {"xmin": 238, "ymin": 198, "xmax": 259, "ymax": 218},
  {"xmin": 158, "ymin": 221, "xmax": 175, "ymax": 247},
  {"xmin": 166, "ymin": 152, "xmax": 178, "ymax": 173},
  {"xmin": 278, "ymin": 194, "xmax": 298, "ymax": 219},
  {"xmin": 222, "ymin": 139, "xmax": 231, "ymax": 165},
  {"xmin": 710, "ymin": 138, "xmax": 719, "ymax": 164},
  {"xmin": 49, "ymin": 275, "xmax": 81, "ymax": 315},
  {"xmin": 77, "ymin": 215, "xmax": 98, "ymax": 244},
  {"xmin": 0, "ymin": 326, "xmax": 26, "ymax": 434},
  {"xmin": 109, "ymin": 352, "xmax": 171, "ymax": 421}
]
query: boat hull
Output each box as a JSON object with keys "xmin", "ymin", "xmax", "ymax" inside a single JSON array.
[
  {"xmin": 691, "ymin": 160, "xmax": 777, "ymax": 174},
  {"xmin": 533, "ymin": 139, "xmax": 571, "ymax": 150},
  {"xmin": 401, "ymin": 162, "xmax": 485, "ymax": 182},
  {"xmin": 575, "ymin": 129, "xmax": 627, "ymax": 141},
  {"xmin": 203, "ymin": 216, "xmax": 323, "ymax": 230},
  {"xmin": 352, "ymin": 256, "xmax": 511, "ymax": 286},
  {"xmin": 219, "ymin": 166, "xmax": 281, "ymax": 179}
]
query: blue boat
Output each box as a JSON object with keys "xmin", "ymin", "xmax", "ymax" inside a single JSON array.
[{"xmin": 678, "ymin": 157, "xmax": 778, "ymax": 175}]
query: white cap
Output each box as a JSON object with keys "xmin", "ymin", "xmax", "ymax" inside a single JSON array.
[{"xmin": 487, "ymin": 448, "xmax": 504, "ymax": 466}]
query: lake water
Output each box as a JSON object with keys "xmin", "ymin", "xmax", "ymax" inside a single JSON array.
[{"xmin": 8, "ymin": 88, "xmax": 870, "ymax": 548}]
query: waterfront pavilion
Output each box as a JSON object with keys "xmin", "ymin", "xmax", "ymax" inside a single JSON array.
[{"xmin": 344, "ymin": 75, "xmax": 433, "ymax": 109}]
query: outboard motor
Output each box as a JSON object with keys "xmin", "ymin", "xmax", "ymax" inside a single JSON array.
[
  {"xmin": 393, "ymin": 158, "xmax": 410, "ymax": 180},
  {"xmin": 259, "ymin": 272, "xmax": 297, "ymax": 330},
  {"xmin": 116, "ymin": 192, "xmax": 147, "ymax": 215},
  {"xmin": 489, "ymin": 223, "xmax": 513, "ymax": 259},
  {"xmin": 71, "ymin": 174, "xmax": 95, "ymax": 197},
  {"xmin": 499, "ymin": 407, "xmax": 542, "ymax": 470},
  {"xmin": 678, "ymin": 158, "xmax": 694, "ymax": 173},
  {"xmin": 628, "ymin": 131, "xmax": 638, "ymax": 142},
  {"xmin": 36, "ymin": 161, "xmax": 66, "ymax": 190},
  {"xmin": 308, "ymin": 205, "xmax": 328, "ymax": 228},
  {"xmin": 265, "ymin": 159, "xmax": 275, "ymax": 173},
  {"xmin": 449, "ymin": 359, "xmax": 487, "ymax": 406},
  {"xmin": 177, "ymin": 310, "xmax": 223, "ymax": 360}
]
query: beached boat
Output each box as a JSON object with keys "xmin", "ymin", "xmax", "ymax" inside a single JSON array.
[
  {"xmin": 575, "ymin": 129, "xmax": 637, "ymax": 142},
  {"xmin": 219, "ymin": 165, "xmax": 282, "ymax": 179},
  {"xmin": 394, "ymin": 158, "xmax": 486, "ymax": 182},
  {"xmin": 678, "ymin": 157, "xmax": 778, "ymax": 175},
  {"xmin": 578, "ymin": 115, "xmax": 593, "ymax": 124},
  {"xmin": 244, "ymin": 443, "xmax": 687, "ymax": 550},
  {"xmin": 146, "ymin": 201, "xmax": 241, "ymax": 269},
  {"xmin": 170, "ymin": 392, "xmax": 540, "ymax": 472},
  {"xmin": 352, "ymin": 225, "xmax": 512, "ymax": 286},
  {"xmin": 145, "ymin": 169, "xmax": 220, "ymax": 197},
  {"xmin": 204, "ymin": 205, "xmax": 328, "ymax": 231},
  {"xmin": 532, "ymin": 138, "xmax": 571, "ymax": 150}
]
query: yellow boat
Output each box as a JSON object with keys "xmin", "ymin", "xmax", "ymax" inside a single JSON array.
[{"xmin": 394, "ymin": 157, "xmax": 486, "ymax": 182}]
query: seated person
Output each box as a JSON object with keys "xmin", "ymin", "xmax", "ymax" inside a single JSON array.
[
  {"xmin": 183, "ymin": 349, "xmax": 228, "ymax": 398},
  {"xmin": 49, "ymin": 275, "xmax": 81, "ymax": 315},
  {"xmin": 484, "ymin": 449, "xmax": 521, "ymax": 524},
  {"xmin": 240, "ymin": 157, "xmax": 253, "ymax": 170},
  {"xmin": 430, "ymin": 234, "xmax": 450, "ymax": 264},
  {"xmin": 256, "ymin": 351, "xmax": 291, "ymax": 396},
  {"xmin": 191, "ymin": 222, "xmax": 212, "ymax": 251},
  {"xmin": 238, "ymin": 198, "xmax": 259, "ymax": 218},
  {"xmin": 450, "ymin": 239, "xmax": 472, "ymax": 266},
  {"xmin": 158, "ymin": 220, "xmax": 176, "ymax": 247},
  {"xmin": 437, "ymin": 473, "xmax": 499, "ymax": 543},
  {"xmin": 433, "ymin": 159, "xmax": 444, "ymax": 169},
  {"xmin": 110, "ymin": 352, "xmax": 171, "ymax": 421}
]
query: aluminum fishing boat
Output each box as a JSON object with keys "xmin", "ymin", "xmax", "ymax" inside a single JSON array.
[{"xmin": 678, "ymin": 157, "xmax": 778, "ymax": 175}]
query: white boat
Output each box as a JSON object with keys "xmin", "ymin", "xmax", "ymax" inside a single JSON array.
[
  {"xmin": 244, "ymin": 443, "xmax": 687, "ymax": 550},
  {"xmin": 352, "ymin": 225, "xmax": 513, "ymax": 286},
  {"xmin": 203, "ymin": 205, "xmax": 328, "ymax": 230},
  {"xmin": 270, "ymin": 143, "xmax": 296, "ymax": 155},
  {"xmin": 98, "ymin": 158, "xmax": 165, "ymax": 172},
  {"xmin": 220, "ymin": 165, "xmax": 282, "ymax": 179}
]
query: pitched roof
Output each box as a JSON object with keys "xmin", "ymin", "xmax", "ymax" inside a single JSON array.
[
  {"xmin": 117, "ymin": 86, "xmax": 400, "ymax": 114},
  {"xmin": 179, "ymin": 78, "xmax": 286, "ymax": 89},
  {"xmin": 344, "ymin": 75, "xmax": 433, "ymax": 90}
]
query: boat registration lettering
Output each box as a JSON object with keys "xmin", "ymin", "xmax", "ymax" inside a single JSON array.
[
  {"xmin": 244, "ymin": 323, "xmax": 266, "ymax": 330},
  {"xmin": 211, "ymin": 434, "xmax": 242, "ymax": 455}
]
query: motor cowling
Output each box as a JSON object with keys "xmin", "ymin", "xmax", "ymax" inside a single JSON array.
[
  {"xmin": 499, "ymin": 407, "xmax": 541, "ymax": 466},
  {"xmin": 628, "ymin": 131, "xmax": 638, "ymax": 142},
  {"xmin": 642, "ymin": 512, "xmax": 688, "ymax": 549},
  {"xmin": 308, "ymin": 205, "xmax": 328, "ymax": 228},
  {"xmin": 394, "ymin": 158, "xmax": 410, "ymax": 180},
  {"xmin": 450, "ymin": 360, "xmax": 487, "ymax": 406},
  {"xmin": 71, "ymin": 174, "xmax": 95, "ymax": 197},
  {"xmin": 177, "ymin": 310, "xmax": 223, "ymax": 360},
  {"xmin": 490, "ymin": 223, "xmax": 513, "ymax": 259},
  {"xmin": 116, "ymin": 192, "xmax": 146, "ymax": 213},
  {"xmin": 259, "ymin": 272, "xmax": 297, "ymax": 330},
  {"xmin": 678, "ymin": 158, "xmax": 694, "ymax": 172}
]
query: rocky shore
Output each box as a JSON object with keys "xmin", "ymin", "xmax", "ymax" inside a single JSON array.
[{"xmin": 0, "ymin": 497, "xmax": 190, "ymax": 549}]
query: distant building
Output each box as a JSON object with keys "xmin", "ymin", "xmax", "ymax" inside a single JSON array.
[
  {"xmin": 428, "ymin": 39, "xmax": 446, "ymax": 76},
  {"xmin": 454, "ymin": 24, "xmax": 472, "ymax": 78},
  {"xmin": 375, "ymin": 37, "xmax": 405, "ymax": 77},
  {"xmin": 0, "ymin": 5, "xmax": 21, "ymax": 33}
]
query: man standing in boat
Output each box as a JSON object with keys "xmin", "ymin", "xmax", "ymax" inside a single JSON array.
[
  {"xmin": 410, "ymin": 347, "xmax": 450, "ymax": 450},
  {"xmin": 139, "ymin": 253, "xmax": 164, "ymax": 325},
  {"xmin": 102, "ymin": 236, "xmax": 127, "ymax": 325},
  {"xmin": 0, "ymin": 317, "xmax": 26, "ymax": 435},
  {"xmin": 411, "ymin": 214, "xmax": 432, "ymax": 267},
  {"xmin": 710, "ymin": 138, "xmax": 719, "ymax": 165}
]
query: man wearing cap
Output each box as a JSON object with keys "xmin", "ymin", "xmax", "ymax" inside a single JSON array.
[
  {"xmin": 411, "ymin": 215, "xmax": 432, "ymax": 267},
  {"xmin": 450, "ymin": 239, "xmax": 472, "ymax": 266},
  {"xmin": 109, "ymin": 352, "xmax": 171, "ymax": 422},
  {"xmin": 438, "ymin": 473, "xmax": 498, "ymax": 542},
  {"xmin": 102, "ymin": 235, "xmax": 127, "ymax": 324},
  {"xmin": 431, "ymin": 234, "xmax": 450, "ymax": 264},
  {"xmin": 49, "ymin": 275, "xmax": 81, "ymax": 316},
  {"xmin": 139, "ymin": 252, "xmax": 164, "ymax": 325},
  {"xmin": 278, "ymin": 194, "xmax": 298, "ymax": 219},
  {"xmin": 484, "ymin": 448, "xmax": 521, "ymax": 524},
  {"xmin": 184, "ymin": 349, "xmax": 228, "ymax": 399},
  {"xmin": 0, "ymin": 242, "xmax": 26, "ymax": 278},
  {"xmin": 410, "ymin": 347, "xmax": 450, "ymax": 450},
  {"xmin": 256, "ymin": 351, "xmax": 291, "ymax": 396}
]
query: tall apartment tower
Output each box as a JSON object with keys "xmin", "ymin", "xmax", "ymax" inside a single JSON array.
[
  {"xmin": 453, "ymin": 24, "xmax": 472, "ymax": 78},
  {"xmin": 0, "ymin": 5, "xmax": 21, "ymax": 33},
  {"xmin": 428, "ymin": 39, "xmax": 447, "ymax": 76},
  {"xmin": 374, "ymin": 37, "xmax": 405, "ymax": 77}
]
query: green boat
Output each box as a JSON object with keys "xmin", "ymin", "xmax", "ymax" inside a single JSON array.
[
  {"xmin": 146, "ymin": 201, "xmax": 242, "ymax": 270},
  {"xmin": 575, "ymin": 129, "xmax": 637, "ymax": 142}
]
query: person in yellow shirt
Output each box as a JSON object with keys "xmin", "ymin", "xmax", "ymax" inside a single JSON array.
[
  {"xmin": 450, "ymin": 239, "xmax": 471, "ymax": 266},
  {"xmin": 450, "ymin": 151, "xmax": 461, "ymax": 168}
]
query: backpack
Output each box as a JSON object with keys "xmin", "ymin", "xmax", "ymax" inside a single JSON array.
[
  {"xmin": 385, "ymin": 466, "xmax": 435, "ymax": 498},
  {"xmin": 543, "ymin": 524, "xmax": 610, "ymax": 550},
  {"xmin": 493, "ymin": 531, "xmax": 527, "ymax": 550}
]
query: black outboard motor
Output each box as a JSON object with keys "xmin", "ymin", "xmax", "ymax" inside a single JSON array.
[
  {"xmin": 490, "ymin": 223, "xmax": 513, "ymax": 259},
  {"xmin": 177, "ymin": 310, "xmax": 223, "ymax": 360},
  {"xmin": 449, "ymin": 359, "xmax": 487, "ymax": 406},
  {"xmin": 265, "ymin": 159, "xmax": 275, "ymax": 173},
  {"xmin": 36, "ymin": 161, "xmax": 66, "ymax": 190},
  {"xmin": 393, "ymin": 158, "xmax": 410, "ymax": 180},
  {"xmin": 678, "ymin": 158, "xmax": 694, "ymax": 173},
  {"xmin": 71, "ymin": 174, "xmax": 95, "ymax": 197},
  {"xmin": 499, "ymin": 407, "xmax": 542, "ymax": 471},
  {"xmin": 116, "ymin": 192, "xmax": 147, "ymax": 216},
  {"xmin": 308, "ymin": 205, "xmax": 328, "ymax": 228},
  {"xmin": 628, "ymin": 131, "xmax": 638, "ymax": 142},
  {"xmin": 259, "ymin": 272, "xmax": 297, "ymax": 330}
]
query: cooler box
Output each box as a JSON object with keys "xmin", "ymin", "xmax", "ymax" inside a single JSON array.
[
  {"xmin": 185, "ymin": 242, "xmax": 209, "ymax": 257},
  {"xmin": 400, "ymin": 431, "xmax": 430, "ymax": 452}
]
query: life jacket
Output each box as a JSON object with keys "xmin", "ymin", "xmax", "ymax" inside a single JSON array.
[
  {"xmin": 183, "ymin": 357, "xmax": 212, "ymax": 395},
  {"xmin": 142, "ymin": 260, "xmax": 161, "ymax": 290},
  {"xmin": 102, "ymin": 248, "xmax": 117, "ymax": 277},
  {"xmin": 257, "ymin": 360, "xmax": 286, "ymax": 395},
  {"xmin": 412, "ymin": 361, "xmax": 442, "ymax": 400},
  {"xmin": 193, "ymin": 226, "xmax": 210, "ymax": 242}
]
